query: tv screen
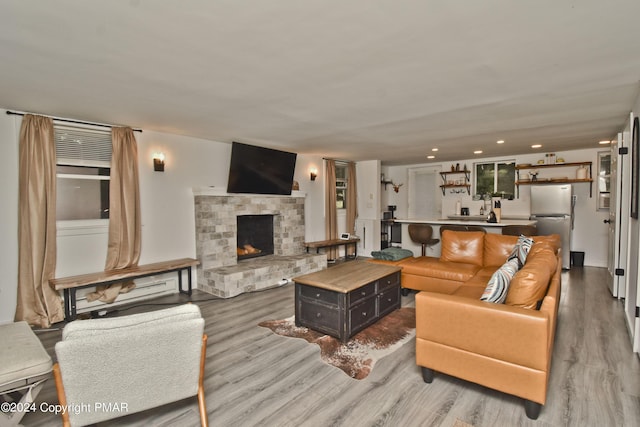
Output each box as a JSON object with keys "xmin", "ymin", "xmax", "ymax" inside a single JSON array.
[{"xmin": 227, "ymin": 142, "xmax": 297, "ymax": 195}]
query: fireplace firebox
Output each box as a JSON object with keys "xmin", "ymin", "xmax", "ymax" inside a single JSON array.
[{"xmin": 237, "ymin": 215, "xmax": 274, "ymax": 260}]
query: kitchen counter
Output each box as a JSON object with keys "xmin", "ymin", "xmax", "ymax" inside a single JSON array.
[
  {"xmin": 446, "ymin": 214, "xmax": 532, "ymax": 221},
  {"xmin": 391, "ymin": 218, "xmax": 538, "ymax": 256},
  {"xmin": 395, "ymin": 218, "xmax": 537, "ymax": 228}
]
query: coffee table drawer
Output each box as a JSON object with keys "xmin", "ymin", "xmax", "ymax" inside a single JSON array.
[
  {"xmin": 298, "ymin": 284, "xmax": 339, "ymax": 305},
  {"xmin": 349, "ymin": 297, "xmax": 377, "ymax": 332},
  {"xmin": 378, "ymin": 272, "xmax": 400, "ymax": 291},
  {"xmin": 378, "ymin": 285, "xmax": 400, "ymax": 316},
  {"xmin": 348, "ymin": 281, "xmax": 376, "ymax": 306},
  {"xmin": 298, "ymin": 301, "xmax": 340, "ymax": 334}
]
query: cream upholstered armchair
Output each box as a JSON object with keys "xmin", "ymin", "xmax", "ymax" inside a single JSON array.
[{"xmin": 53, "ymin": 304, "xmax": 208, "ymax": 427}]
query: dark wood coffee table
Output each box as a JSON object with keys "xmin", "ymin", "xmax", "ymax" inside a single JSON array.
[{"xmin": 293, "ymin": 261, "xmax": 402, "ymax": 342}]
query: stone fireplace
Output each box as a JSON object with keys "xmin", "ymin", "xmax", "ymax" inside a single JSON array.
[{"xmin": 193, "ymin": 188, "xmax": 326, "ymax": 297}]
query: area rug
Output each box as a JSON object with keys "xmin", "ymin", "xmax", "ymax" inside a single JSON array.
[{"xmin": 258, "ymin": 307, "xmax": 415, "ymax": 380}]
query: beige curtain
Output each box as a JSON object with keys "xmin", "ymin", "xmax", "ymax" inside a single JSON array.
[
  {"xmin": 87, "ymin": 127, "xmax": 141, "ymax": 303},
  {"xmin": 324, "ymin": 160, "xmax": 338, "ymax": 260},
  {"xmin": 346, "ymin": 162, "xmax": 358, "ymax": 257},
  {"xmin": 15, "ymin": 114, "xmax": 64, "ymax": 327}
]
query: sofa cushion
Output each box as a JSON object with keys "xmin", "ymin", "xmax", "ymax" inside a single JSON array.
[
  {"xmin": 440, "ymin": 230, "xmax": 485, "ymax": 266},
  {"xmin": 506, "ymin": 246, "xmax": 557, "ymax": 309},
  {"xmin": 465, "ymin": 267, "xmax": 496, "ymax": 288},
  {"xmin": 452, "ymin": 285, "xmax": 485, "ymax": 299},
  {"xmin": 531, "ymin": 234, "xmax": 561, "ymax": 254},
  {"xmin": 483, "ymin": 234, "xmax": 519, "ymax": 267},
  {"xmin": 402, "ymin": 256, "xmax": 481, "ymax": 283},
  {"xmin": 507, "ymin": 235, "xmax": 534, "ymax": 268},
  {"xmin": 481, "ymin": 258, "xmax": 521, "ymax": 303}
]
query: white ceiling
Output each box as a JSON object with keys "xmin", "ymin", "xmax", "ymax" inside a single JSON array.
[{"xmin": 1, "ymin": 1, "xmax": 639, "ymax": 165}]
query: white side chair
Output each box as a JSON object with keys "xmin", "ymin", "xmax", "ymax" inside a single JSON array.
[
  {"xmin": 0, "ymin": 321, "xmax": 52, "ymax": 427},
  {"xmin": 53, "ymin": 304, "xmax": 208, "ymax": 427}
]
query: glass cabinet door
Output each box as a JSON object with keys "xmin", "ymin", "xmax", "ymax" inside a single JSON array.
[{"xmin": 597, "ymin": 151, "xmax": 611, "ymax": 210}]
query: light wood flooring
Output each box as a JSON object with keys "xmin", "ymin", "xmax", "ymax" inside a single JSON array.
[{"xmin": 23, "ymin": 266, "xmax": 640, "ymax": 426}]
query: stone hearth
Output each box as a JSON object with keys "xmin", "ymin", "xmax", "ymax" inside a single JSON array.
[{"xmin": 193, "ymin": 188, "xmax": 326, "ymax": 297}]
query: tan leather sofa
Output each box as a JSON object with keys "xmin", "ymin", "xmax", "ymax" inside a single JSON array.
[{"xmin": 370, "ymin": 230, "xmax": 562, "ymax": 419}]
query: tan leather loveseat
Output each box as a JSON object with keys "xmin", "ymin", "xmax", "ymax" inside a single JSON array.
[{"xmin": 370, "ymin": 230, "xmax": 562, "ymax": 420}]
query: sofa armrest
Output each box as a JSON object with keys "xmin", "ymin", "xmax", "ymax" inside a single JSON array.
[{"xmin": 416, "ymin": 292, "xmax": 551, "ymax": 371}]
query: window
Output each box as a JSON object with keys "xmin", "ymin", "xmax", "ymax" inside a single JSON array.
[
  {"xmin": 335, "ymin": 162, "xmax": 348, "ymax": 209},
  {"xmin": 55, "ymin": 125, "xmax": 112, "ymax": 221},
  {"xmin": 475, "ymin": 161, "xmax": 515, "ymax": 198}
]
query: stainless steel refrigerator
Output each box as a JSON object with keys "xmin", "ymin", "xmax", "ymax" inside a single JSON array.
[{"xmin": 529, "ymin": 184, "xmax": 575, "ymax": 269}]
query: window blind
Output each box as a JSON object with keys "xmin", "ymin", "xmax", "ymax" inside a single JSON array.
[{"xmin": 55, "ymin": 125, "xmax": 112, "ymax": 167}]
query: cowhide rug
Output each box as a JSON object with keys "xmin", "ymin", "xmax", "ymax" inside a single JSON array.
[{"xmin": 258, "ymin": 307, "xmax": 415, "ymax": 380}]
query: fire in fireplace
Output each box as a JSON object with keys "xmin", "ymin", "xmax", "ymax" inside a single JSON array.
[{"xmin": 236, "ymin": 215, "xmax": 274, "ymax": 260}]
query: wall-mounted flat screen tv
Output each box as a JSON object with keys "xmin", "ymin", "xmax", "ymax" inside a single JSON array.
[{"xmin": 227, "ymin": 142, "xmax": 297, "ymax": 195}]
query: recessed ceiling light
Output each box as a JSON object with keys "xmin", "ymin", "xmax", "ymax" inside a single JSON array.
[
  {"xmin": 599, "ymin": 140, "xmax": 611, "ymax": 145},
  {"xmin": 474, "ymin": 150, "xmax": 483, "ymax": 154},
  {"xmin": 431, "ymin": 148, "xmax": 438, "ymax": 152},
  {"xmin": 497, "ymin": 140, "xmax": 505, "ymax": 144},
  {"xmin": 427, "ymin": 155, "xmax": 435, "ymax": 159},
  {"xmin": 531, "ymin": 144, "xmax": 542, "ymax": 148}
]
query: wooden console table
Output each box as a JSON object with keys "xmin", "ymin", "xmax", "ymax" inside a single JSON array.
[
  {"xmin": 293, "ymin": 261, "xmax": 401, "ymax": 342},
  {"xmin": 50, "ymin": 258, "xmax": 199, "ymax": 322},
  {"xmin": 304, "ymin": 237, "xmax": 360, "ymax": 260}
]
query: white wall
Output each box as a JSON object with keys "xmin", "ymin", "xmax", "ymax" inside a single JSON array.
[
  {"xmin": 355, "ymin": 160, "xmax": 381, "ymax": 255},
  {"xmin": 296, "ymin": 155, "xmax": 324, "ymax": 243},
  {"xmin": 382, "ymin": 148, "xmax": 610, "ymax": 267},
  {"xmin": 0, "ymin": 110, "xmax": 325, "ymax": 323},
  {"xmin": 0, "ymin": 112, "xmax": 20, "ymax": 324}
]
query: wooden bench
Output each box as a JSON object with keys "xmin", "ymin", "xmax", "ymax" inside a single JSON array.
[
  {"xmin": 49, "ymin": 258, "xmax": 200, "ymax": 322},
  {"xmin": 304, "ymin": 238, "xmax": 360, "ymax": 261}
]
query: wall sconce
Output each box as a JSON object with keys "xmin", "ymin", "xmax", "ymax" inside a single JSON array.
[
  {"xmin": 310, "ymin": 167, "xmax": 317, "ymax": 181},
  {"xmin": 153, "ymin": 152, "xmax": 165, "ymax": 172}
]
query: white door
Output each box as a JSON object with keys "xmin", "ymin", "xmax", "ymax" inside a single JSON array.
[
  {"xmin": 632, "ymin": 116, "xmax": 640, "ymax": 353},
  {"xmin": 408, "ymin": 166, "xmax": 441, "ymax": 219},
  {"xmin": 624, "ymin": 113, "xmax": 639, "ymax": 352},
  {"xmin": 608, "ymin": 133, "xmax": 626, "ymax": 297},
  {"xmin": 407, "ymin": 166, "xmax": 442, "ymax": 255}
]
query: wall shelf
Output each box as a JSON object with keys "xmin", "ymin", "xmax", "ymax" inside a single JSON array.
[
  {"xmin": 381, "ymin": 180, "xmax": 394, "ymax": 190},
  {"xmin": 439, "ymin": 171, "xmax": 471, "ymax": 195},
  {"xmin": 515, "ymin": 162, "xmax": 593, "ymax": 197}
]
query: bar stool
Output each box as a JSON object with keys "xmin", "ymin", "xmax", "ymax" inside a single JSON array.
[{"xmin": 408, "ymin": 224, "xmax": 440, "ymax": 256}]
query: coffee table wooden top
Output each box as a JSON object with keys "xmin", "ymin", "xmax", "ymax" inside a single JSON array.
[{"xmin": 293, "ymin": 261, "xmax": 401, "ymax": 293}]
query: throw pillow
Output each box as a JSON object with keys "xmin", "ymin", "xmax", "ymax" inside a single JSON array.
[
  {"xmin": 506, "ymin": 246, "xmax": 557, "ymax": 309},
  {"xmin": 507, "ymin": 235, "xmax": 534, "ymax": 268},
  {"xmin": 481, "ymin": 258, "xmax": 520, "ymax": 304}
]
